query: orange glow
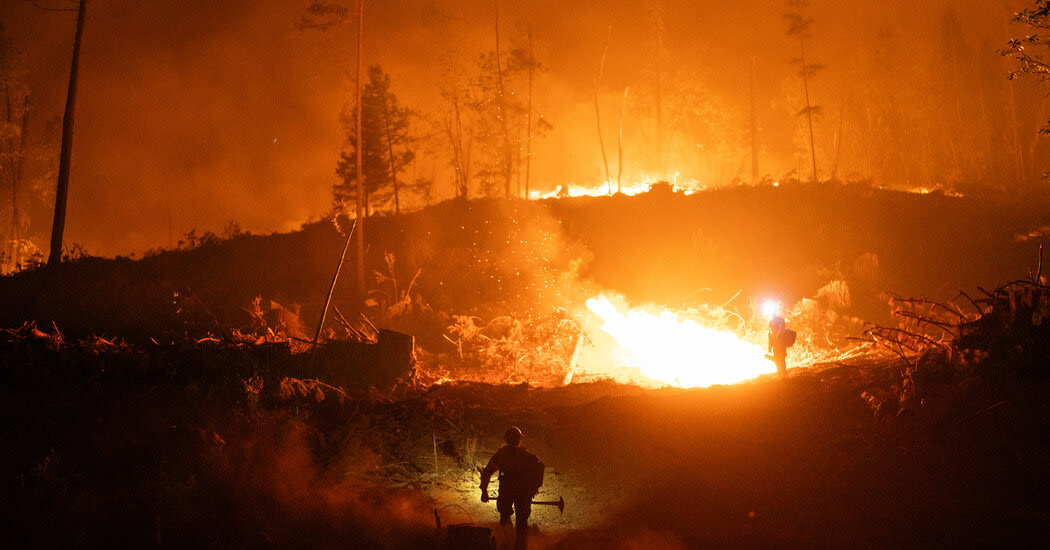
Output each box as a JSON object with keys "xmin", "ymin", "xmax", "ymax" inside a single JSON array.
[
  {"xmin": 529, "ymin": 174, "xmax": 706, "ymax": 199},
  {"xmin": 577, "ymin": 295, "xmax": 775, "ymax": 388},
  {"xmin": 760, "ymin": 299, "xmax": 781, "ymax": 318}
]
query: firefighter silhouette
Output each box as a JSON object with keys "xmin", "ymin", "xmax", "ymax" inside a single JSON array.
[
  {"xmin": 480, "ymin": 426, "xmax": 544, "ymax": 550},
  {"xmin": 768, "ymin": 314, "xmax": 795, "ymax": 375}
]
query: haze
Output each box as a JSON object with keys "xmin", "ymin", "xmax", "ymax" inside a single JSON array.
[{"xmin": 1, "ymin": 0, "xmax": 1044, "ymax": 256}]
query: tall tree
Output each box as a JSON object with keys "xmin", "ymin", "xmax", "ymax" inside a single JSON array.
[
  {"xmin": 47, "ymin": 0, "xmax": 86, "ymax": 267},
  {"xmin": 749, "ymin": 57, "xmax": 759, "ymax": 184},
  {"xmin": 784, "ymin": 0, "xmax": 822, "ymax": 184},
  {"xmin": 354, "ymin": 0, "xmax": 364, "ymax": 294},
  {"xmin": 466, "ymin": 47, "xmax": 549, "ymax": 198},
  {"xmin": 335, "ymin": 66, "xmax": 423, "ymax": 215},
  {"xmin": 299, "ymin": 0, "xmax": 366, "ymax": 293},
  {"xmin": 0, "ymin": 25, "xmax": 30, "ymax": 272},
  {"xmin": 492, "ymin": 0, "xmax": 513, "ymax": 198},
  {"xmin": 594, "ymin": 27, "xmax": 612, "ymax": 194},
  {"xmin": 525, "ymin": 28, "xmax": 535, "ymax": 198},
  {"xmin": 439, "ymin": 52, "xmax": 475, "ymax": 200}
]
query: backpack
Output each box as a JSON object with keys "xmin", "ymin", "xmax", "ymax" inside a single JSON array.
[{"xmin": 782, "ymin": 328, "xmax": 797, "ymax": 347}]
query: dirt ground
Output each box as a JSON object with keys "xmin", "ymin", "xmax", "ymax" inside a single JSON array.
[
  {"xmin": 3, "ymin": 188, "xmax": 1049, "ymax": 548},
  {"xmin": 1, "ymin": 334, "xmax": 1048, "ymax": 549},
  {"xmin": 425, "ymin": 368, "xmax": 1050, "ymax": 549}
]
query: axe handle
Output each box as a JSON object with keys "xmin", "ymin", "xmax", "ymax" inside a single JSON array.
[{"xmin": 484, "ymin": 494, "xmax": 564, "ymax": 508}]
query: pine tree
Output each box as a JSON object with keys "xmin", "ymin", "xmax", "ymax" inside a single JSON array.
[{"xmin": 335, "ymin": 66, "xmax": 422, "ymax": 215}]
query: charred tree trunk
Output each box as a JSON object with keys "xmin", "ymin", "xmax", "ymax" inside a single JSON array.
[
  {"xmin": 3, "ymin": 86, "xmax": 12, "ymax": 269},
  {"xmin": 447, "ymin": 97, "xmax": 471, "ymax": 199},
  {"xmin": 354, "ymin": 0, "xmax": 365, "ymax": 295},
  {"xmin": 384, "ymin": 115, "xmax": 400, "ymax": 214},
  {"xmin": 595, "ymin": 28, "xmax": 611, "ymax": 194},
  {"xmin": 515, "ymin": 114, "xmax": 522, "ymax": 198},
  {"xmin": 11, "ymin": 95, "xmax": 28, "ymax": 269},
  {"xmin": 800, "ymin": 37, "xmax": 817, "ymax": 184},
  {"xmin": 47, "ymin": 0, "xmax": 86, "ymax": 267},
  {"xmin": 617, "ymin": 86, "xmax": 628, "ymax": 193},
  {"xmin": 655, "ymin": 14, "xmax": 664, "ymax": 177},
  {"xmin": 750, "ymin": 57, "xmax": 759, "ymax": 184},
  {"xmin": 831, "ymin": 102, "xmax": 844, "ymax": 182},
  {"xmin": 525, "ymin": 29, "xmax": 534, "ymax": 199},
  {"xmin": 493, "ymin": 0, "xmax": 513, "ymax": 198}
]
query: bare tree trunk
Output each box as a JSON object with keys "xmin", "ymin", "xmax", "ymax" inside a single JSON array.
[
  {"xmin": 525, "ymin": 29, "xmax": 534, "ymax": 199},
  {"xmin": 354, "ymin": 0, "xmax": 365, "ymax": 294},
  {"xmin": 654, "ymin": 5, "xmax": 665, "ymax": 176},
  {"xmin": 831, "ymin": 102, "xmax": 844, "ymax": 182},
  {"xmin": 617, "ymin": 86, "xmax": 628, "ymax": 193},
  {"xmin": 493, "ymin": 0, "xmax": 512, "ymax": 198},
  {"xmin": 313, "ymin": 218, "xmax": 356, "ymax": 349},
  {"xmin": 1026, "ymin": 100, "xmax": 1047, "ymax": 182},
  {"xmin": 48, "ymin": 0, "xmax": 86, "ymax": 267},
  {"xmin": 595, "ymin": 28, "xmax": 611, "ymax": 194},
  {"xmin": 12, "ymin": 95, "xmax": 28, "ymax": 270},
  {"xmin": 800, "ymin": 37, "xmax": 817, "ymax": 184},
  {"xmin": 515, "ymin": 115, "xmax": 521, "ymax": 198},
  {"xmin": 384, "ymin": 115, "xmax": 400, "ymax": 214},
  {"xmin": 447, "ymin": 97, "xmax": 471, "ymax": 199},
  {"xmin": 3, "ymin": 85, "xmax": 13, "ymax": 270},
  {"xmin": 749, "ymin": 57, "xmax": 759, "ymax": 184},
  {"xmin": 1007, "ymin": 76, "xmax": 1026, "ymax": 183}
]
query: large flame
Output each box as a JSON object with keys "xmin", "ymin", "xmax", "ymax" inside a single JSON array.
[{"xmin": 582, "ymin": 295, "xmax": 775, "ymax": 388}]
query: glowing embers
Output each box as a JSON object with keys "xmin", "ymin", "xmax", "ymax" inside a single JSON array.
[{"xmin": 580, "ymin": 295, "xmax": 775, "ymax": 388}]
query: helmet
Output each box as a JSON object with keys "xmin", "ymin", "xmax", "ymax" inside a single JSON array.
[{"xmin": 504, "ymin": 426, "xmax": 524, "ymax": 445}]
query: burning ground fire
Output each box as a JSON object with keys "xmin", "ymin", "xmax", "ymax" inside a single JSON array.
[
  {"xmin": 528, "ymin": 175, "xmax": 964, "ymax": 201},
  {"xmin": 573, "ymin": 295, "xmax": 776, "ymax": 388},
  {"xmin": 529, "ymin": 173, "xmax": 705, "ymax": 199}
]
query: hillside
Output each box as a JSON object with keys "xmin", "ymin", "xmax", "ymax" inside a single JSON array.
[
  {"xmin": 3, "ymin": 184, "xmax": 1050, "ymax": 548},
  {"xmin": 1, "ymin": 184, "xmax": 1045, "ymax": 344}
]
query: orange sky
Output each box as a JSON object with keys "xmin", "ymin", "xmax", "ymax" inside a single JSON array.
[{"xmin": 0, "ymin": 0, "xmax": 1045, "ymax": 256}]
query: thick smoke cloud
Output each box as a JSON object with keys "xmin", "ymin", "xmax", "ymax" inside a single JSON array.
[{"xmin": 0, "ymin": 0, "xmax": 1041, "ymax": 256}]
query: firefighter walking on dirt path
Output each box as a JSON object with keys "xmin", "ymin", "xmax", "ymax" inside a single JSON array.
[
  {"xmin": 480, "ymin": 426, "xmax": 544, "ymax": 550},
  {"xmin": 768, "ymin": 314, "xmax": 793, "ymax": 376}
]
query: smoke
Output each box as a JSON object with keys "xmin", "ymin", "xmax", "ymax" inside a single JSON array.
[
  {"xmin": 195, "ymin": 416, "xmax": 436, "ymax": 549},
  {"xmin": 0, "ymin": 0, "xmax": 1040, "ymax": 257}
]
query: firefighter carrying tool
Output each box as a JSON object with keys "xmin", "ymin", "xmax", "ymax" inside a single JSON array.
[
  {"xmin": 483, "ymin": 494, "xmax": 566, "ymax": 515},
  {"xmin": 480, "ymin": 426, "xmax": 556, "ymax": 550}
]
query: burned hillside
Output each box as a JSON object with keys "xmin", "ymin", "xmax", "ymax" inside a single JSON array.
[{"xmin": 0, "ymin": 185, "xmax": 1044, "ymax": 344}]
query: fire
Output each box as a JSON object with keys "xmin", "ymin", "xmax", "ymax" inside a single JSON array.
[
  {"xmin": 529, "ymin": 173, "xmax": 706, "ymax": 199},
  {"xmin": 580, "ymin": 295, "xmax": 775, "ymax": 388}
]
